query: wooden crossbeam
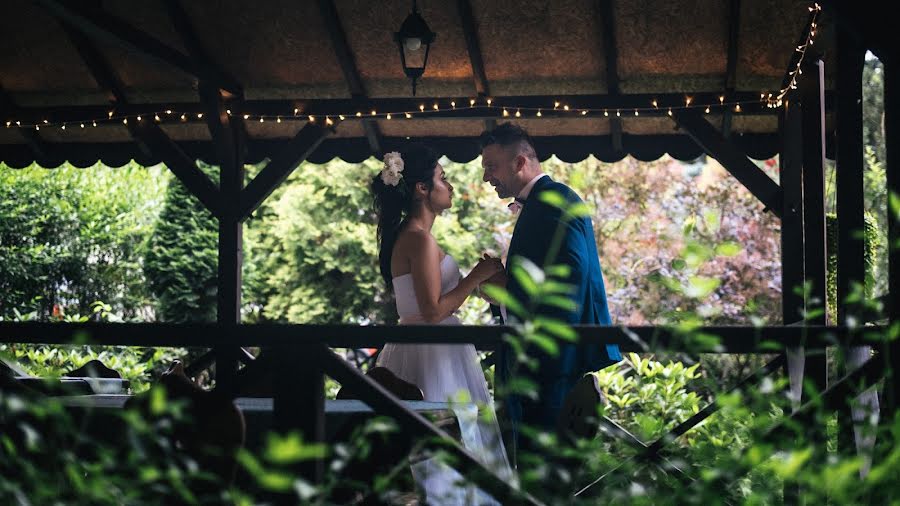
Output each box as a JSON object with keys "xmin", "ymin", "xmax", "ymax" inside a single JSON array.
[
  {"xmin": 238, "ymin": 123, "xmax": 331, "ymax": 221},
  {"xmin": 721, "ymin": 0, "xmax": 741, "ymax": 138},
  {"xmin": 0, "ymin": 322, "xmax": 881, "ymax": 353},
  {"xmin": 457, "ymin": 0, "xmax": 495, "ymax": 132},
  {"xmin": 59, "ymin": 22, "xmax": 127, "ymax": 104},
  {"xmin": 316, "ymin": 0, "xmax": 382, "ymax": 153},
  {"xmin": 7, "ymin": 91, "xmax": 793, "ymax": 125},
  {"xmin": 35, "ymin": 0, "xmax": 241, "ymax": 95},
  {"xmin": 597, "ymin": 0, "xmax": 623, "ymax": 152},
  {"xmin": 0, "ymin": 86, "xmax": 49, "ymax": 160},
  {"xmin": 321, "ymin": 347, "xmax": 542, "ymax": 506},
  {"xmin": 672, "ymin": 109, "xmax": 784, "ymax": 217},
  {"xmin": 130, "ymin": 120, "xmax": 220, "ymax": 215}
]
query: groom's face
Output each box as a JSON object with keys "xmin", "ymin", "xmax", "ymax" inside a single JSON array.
[{"xmin": 481, "ymin": 144, "xmax": 520, "ymax": 199}]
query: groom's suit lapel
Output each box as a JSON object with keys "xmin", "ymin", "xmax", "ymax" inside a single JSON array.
[{"xmin": 507, "ymin": 175, "xmax": 552, "ymax": 265}]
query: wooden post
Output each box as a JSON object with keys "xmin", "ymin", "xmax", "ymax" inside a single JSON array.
[
  {"xmin": 884, "ymin": 54, "xmax": 899, "ymax": 414},
  {"xmin": 780, "ymin": 95, "xmax": 806, "ymax": 506}
]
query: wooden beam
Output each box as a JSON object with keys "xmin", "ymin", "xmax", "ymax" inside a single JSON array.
[
  {"xmin": 9, "ymin": 91, "xmax": 794, "ymax": 125},
  {"xmin": 780, "ymin": 101, "xmax": 804, "ymax": 324},
  {"xmin": 456, "ymin": 0, "xmax": 495, "ymax": 132},
  {"xmin": 779, "ymin": 4, "xmax": 821, "ymax": 100},
  {"xmin": 0, "ymin": 322, "xmax": 880, "ymax": 354},
  {"xmin": 597, "ymin": 0, "xmax": 623, "ymax": 152},
  {"xmin": 884, "ymin": 56, "xmax": 900, "ymax": 411},
  {"xmin": 801, "ymin": 58, "xmax": 828, "ymax": 323},
  {"xmin": 0, "ymin": 86, "xmax": 49, "ymax": 160},
  {"xmin": 835, "ymin": 25, "xmax": 867, "ymax": 325},
  {"xmin": 721, "ymin": 0, "xmax": 740, "ymax": 138},
  {"xmin": 130, "ymin": 120, "xmax": 220, "ymax": 215},
  {"xmin": 316, "ymin": 0, "xmax": 382, "ymax": 154},
  {"xmin": 59, "ymin": 21, "xmax": 127, "ymax": 104},
  {"xmin": 238, "ymin": 123, "xmax": 330, "ymax": 221},
  {"xmin": 274, "ymin": 344, "xmax": 326, "ymax": 484},
  {"xmin": 672, "ymin": 109, "xmax": 783, "ymax": 217},
  {"xmin": 321, "ymin": 348, "xmax": 542, "ymax": 506},
  {"xmin": 35, "ymin": 0, "xmax": 241, "ymax": 95}
]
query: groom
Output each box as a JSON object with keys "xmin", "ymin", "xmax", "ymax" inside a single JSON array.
[{"xmin": 479, "ymin": 123, "xmax": 621, "ymax": 447}]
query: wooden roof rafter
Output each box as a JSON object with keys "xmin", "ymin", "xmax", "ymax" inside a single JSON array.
[
  {"xmin": 597, "ymin": 0, "xmax": 623, "ymax": 153},
  {"xmin": 53, "ymin": 10, "xmax": 221, "ymax": 215},
  {"xmin": 457, "ymin": 0, "xmax": 494, "ymax": 132},
  {"xmin": 0, "ymin": 85, "xmax": 49, "ymax": 160},
  {"xmin": 34, "ymin": 0, "xmax": 242, "ymax": 96},
  {"xmin": 317, "ymin": 0, "xmax": 383, "ymax": 154},
  {"xmin": 721, "ymin": 0, "xmax": 741, "ymax": 138}
]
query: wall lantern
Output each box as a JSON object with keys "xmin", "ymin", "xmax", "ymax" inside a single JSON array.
[{"xmin": 394, "ymin": 1, "xmax": 436, "ymax": 96}]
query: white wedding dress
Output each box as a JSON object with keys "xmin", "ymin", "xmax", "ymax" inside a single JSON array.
[{"xmin": 377, "ymin": 254, "xmax": 514, "ymax": 505}]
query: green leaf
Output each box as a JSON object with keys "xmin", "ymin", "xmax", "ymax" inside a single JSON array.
[
  {"xmin": 525, "ymin": 332, "xmax": 559, "ymax": 356},
  {"xmin": 510, "ymin": 265, "xmax": 539, "ymax": 297},
  {"xmin": 715, "ymin": 242, "xmax": 742, "ymax": 257},
  {"xmin": 538, "ymin": 190, "xmax": 567, "ymax": 209},
  {"xmin": 481, "ymin": 285, "xmax": 526, "ymax": 318},
  {"xmin": 534, "ymin": 317, "xmax": 577, "ymax": 342},
  {"xmin": 541, "ymin": 295, "xmax": 577, "ymax": 312},
  {"xmin": 684, "ymin": 276, "xmax": 720, "ymax": 298}
]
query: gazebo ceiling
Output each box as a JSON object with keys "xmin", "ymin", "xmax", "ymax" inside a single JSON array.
[{"xmin": 0, "ymin": 0, "xmax": 835, "ymax": 167}]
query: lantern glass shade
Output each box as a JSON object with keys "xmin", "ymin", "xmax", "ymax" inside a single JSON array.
[{"xmin": 394, "ymin": 4, "xmax": 435, "ymax": 95}]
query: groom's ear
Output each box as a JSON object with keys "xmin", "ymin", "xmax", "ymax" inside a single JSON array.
[{"xmin": 513, "ymin": 154, "xmax": 528, "ymax": 173}]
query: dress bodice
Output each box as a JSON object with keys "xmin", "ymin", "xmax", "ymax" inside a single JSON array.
[{"xmin": 392, "ymin": 255, "xmax": 462, "ymax": 324}]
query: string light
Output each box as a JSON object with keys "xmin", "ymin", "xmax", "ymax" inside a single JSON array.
[
  {"xmin": 338, "ymin": 115, "xmax": 345, "ymax": 121},
  {"xmin": 197, "ymin": 113, "xmax": 203, "ymax": 119},
  {"xmin": 581, "ymin": 110, "xmax": 587, "ymax": 115},
  {"xmin": 685, "ymin": 97, "xmax": 692, "ymax": 106},
  {"xmin": 554, "ymin": 101, "xmax": 560, "ymax": 109},
  {"xmin": 419, "ymin": 104, "xmax": 425, "ymax": 112},
  {"xmin": 154, "ymin": 114, "xmax": 161, "ymax": 122},
  {"xmin": 259, "ymin": 117, "xmax": 264, "ymax": 122},
  {"xmin": 122, "ymin": 118, "xmax": 127, "ymax": 125},
  {"xmin": 92, "ymin": 121, "xmax": 97, "ymax": 127},
  {"xmin": 486, "ymin": 98, "xmax": 492, "ymax": 106},
  {"xmin": 43, "ymin": 119, "xmax": 48, "ymax": 124},
  {"xmin": 325, "ymin": 117, "xmax": 334, "ymax": 126},
  {"xmin": 5, "ymin": 121, "xmax": 10, "ymax": 127},
  {"xmin": 563, "ymin": 105, "xmax": 569, "ymax": 111},
  {"xmin": 536, "ymin": 110, "xmax": 542, "ymax": 117},
  {"xmin": 652, "ymin": 99, "xmax": 658, "ymax": 108},
  {"xmin": 386, "ymin": 113, "xmax": 392, "ymax": 119},
  {"xmin": 616, "ymin": 110, "xmax": 621, "ymax": 117},
  {"xmin": 35, "ymin": 125, "xmax": 39, "ymax": 131},
  {"xmin": 294, "ymin": 108, "xmax": 299, "ymax": 115},
  {"xmin": 136, "ymin": 115, "xmax": 142, "ymax": 122},
  {"xmin": 705, "ymin": 106, "xmax": 711, "ymax": 114},
  {"xmin": 720, "ymin": 95, "xmax": 725, "ymax": 105},
  {"xmin": 277, "ymin": 117, "xmax": 282, "ymax": 123},
  {"xmin": 774, "ymin": 2, "xmax": 821, "ymax": 104},
  {"xmin": 180, "ymin": 114, "xmax": 187, "ymax": 121},
  {"xmin": 515, "ymin": 110, "xmax": 521, "ymax": 118},
  {"xmin": 469, "ymin": 99, "xmax": 476, "ymax": 106},
  {"xmin": 243, "ymin": 114, "xmax": 249, "ymax": 119},
  {"xmin": 432, "ymin": 103, "xmax": 439, "ymax": 111},
  {"xmin": 61, "ymin": 124, "xmax": 65, "ymax": 130},
  {"xmin": 308, "ymin": 115, "xmax": 315, "ymax": 122},
  {"xmin": 226, "ymin": 109, "xmax": 231, "ymax": 115},
  {"xmin": 371, "ymin": 110, "xmax": 376, "ymax": 116},
  {"xmin": 634, "ymin": 110, "xmax": 639, "ymax": 116},
  {"xmin": 356, "ymin": 112, "xmax": 362, "ymax": 117},
  {"xmin": 451, "ymin": 101, "xmax": 456, "ymax": 108},
  {"xmin": 80, "ymin": 123, "xmax": 84, "ymax": 128},
  {"xmin": 405, "ymin": 112, "xmax": 412, "ymax": 119},
  {"xmin": 603, "ymin": 110, "xmax": 609, "ymax": 117},
  {"xmin": 734, "ymin": 104, "xmax": 742, "ymax": 113},
  {"xmin": 503, "ymin": 108, "xmax": 509, "ymax": 117},
  {"xmin": 667, "ymin": 108, "xmax": 672, "ymax": 116},
  {"xmin": 165, "ymin": 110, "xmax": 172, "ymax": 115}
]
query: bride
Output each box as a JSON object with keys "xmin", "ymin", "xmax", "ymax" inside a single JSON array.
[{"xmin": 370, "ymin": 145, "xmax": 514, "ymax": 504}]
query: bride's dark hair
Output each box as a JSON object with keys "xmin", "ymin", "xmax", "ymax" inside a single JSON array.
[{"xmin": 371, "ymin": 143, "xmax": 440, "ymax": 289}]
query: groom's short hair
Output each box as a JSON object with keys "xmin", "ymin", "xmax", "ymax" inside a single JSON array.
[{"xmin": 479, "ymin": 123, "xmax": 538, "ymax": 160}]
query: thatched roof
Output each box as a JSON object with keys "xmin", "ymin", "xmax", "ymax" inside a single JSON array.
[{"xmin": 0, "ymin": 0, "xmax": 835, "ymax": 167}]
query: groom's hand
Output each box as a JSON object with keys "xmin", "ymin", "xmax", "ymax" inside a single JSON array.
[{"xmin": 478, "ymin": 268, "xmax": 507, "ymax": 305}]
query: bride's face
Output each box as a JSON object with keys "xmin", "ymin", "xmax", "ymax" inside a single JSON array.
[{"xmin": 428, "ymin": 163, "xmax": 453, "ymax": 211}]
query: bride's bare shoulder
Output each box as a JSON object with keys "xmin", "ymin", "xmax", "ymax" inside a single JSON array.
[{"xmin": 395, "ymin": 226, "xmax": 436, "ymax": 250}]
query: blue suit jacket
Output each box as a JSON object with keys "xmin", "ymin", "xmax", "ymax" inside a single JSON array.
[{"xmin": 496, "ymin": 175, "xmax": 621, "ymax": 430}]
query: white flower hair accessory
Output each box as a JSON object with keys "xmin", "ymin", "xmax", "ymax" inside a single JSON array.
[{"xmin": 380, "ymin": 151, "xmax": 404, "ymax": 187}]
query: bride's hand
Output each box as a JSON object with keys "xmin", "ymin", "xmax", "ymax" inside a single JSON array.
[{"xmin": 470, "ymin": 255, "xmax": 504, "ymax": 283}]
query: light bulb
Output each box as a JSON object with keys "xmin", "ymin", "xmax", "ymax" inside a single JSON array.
[{"xmin": 404, "ymin": 37, "xmax": 422, "ymax": 51}]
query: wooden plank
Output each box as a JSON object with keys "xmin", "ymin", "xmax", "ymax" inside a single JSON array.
[
  {"xmin": 238, "ymin": 123, "xmax": 330, "ymax": 221},
  {"xmin": 55, "ymin": 395, "xmax": 461, "ymax": 413},
  {"xmin": 673, "ymin": 109, "xmax": 784, "ymax": 217},
  {"xmin": 35, "ymin": 0, "xmax": 241, "ymax": 95},
  {"xmin": 0, "ymin": 321, "xmax": 882, "ymax": 353}
]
